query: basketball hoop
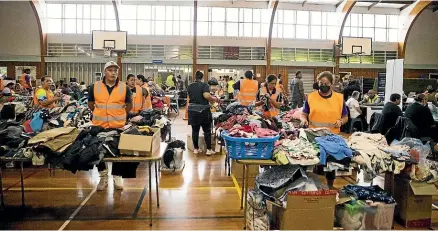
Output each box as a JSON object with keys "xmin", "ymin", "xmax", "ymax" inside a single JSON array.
[{"xmin": 104, "ymin": 47, "xmax": 113, "ymax": 57}]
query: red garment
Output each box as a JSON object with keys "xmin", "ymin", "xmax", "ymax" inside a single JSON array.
[
  {"xmin": 254, "ymin": 127, "xmax": 278, "ymax": 138},
  {"xmin": 23, "ymin": 120, "xmax": 33, "ymax": 133}
]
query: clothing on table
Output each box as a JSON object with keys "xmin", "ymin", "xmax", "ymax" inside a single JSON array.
[
  {"xmin": 315, "ymin": 134, "xmax": 353, "ymax": 165},
  {"xmin": 346, "ymin": 97, "xmax": 361, "ymax": 119},
  {"xmin": 301, "ymin": 128, "xmax": 333, "ymax": 143},
  {"xmin": 381, "ymin": 102, "xmax": 403, "ymax": 135},
  {"xmin": 256, "ymin": 86, "xmax": 283, "ymax": 117},
  {"xmin": 274, "ymin": 138, "xmax": 319, "ymax": 166}
]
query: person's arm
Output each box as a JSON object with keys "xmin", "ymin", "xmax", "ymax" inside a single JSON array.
[
  {"xmin": 335, "ymin": 102, "xmax": 349, "ymax": 128},
  {"xmin": 233, "ymin": 81, "xmax": 240, "ymax": 90},
  {"xmin": 25, "ymin": 75, "xmax": 31, "ymax": 86},
  {"xmin": 269, "ymin": 93, "xmax": 282, "ymax": 109},
  {"xmin": 299, "ymin": 80, "xmax": 305, "ymax": 99},
  {"xmin": 36, "ymin": 89, "xmax": 60, "ymax": 107},
  {"xmin": 353, "ymin": 100, "xmax": 362, "ymax": 114},
  {"xmin": 202, "ymin": 84, "xmax": 217, "ymax": 103},
  {"xmin": 125, "ymin": 86, "xmax": 133, "ymax": 113},
  {"xmin": 87, "ymin": 84, "xmax": 95, "ymax": 111},
  {"xmin": 254, "ymin": 89, "xmax": 264, "ymax": 107},
  {"xmin": 423, "ymin": 107, "xmax": 435, "ymax": 128},
  {"xmin": 374, "ymin": 97, "xmax": 382, "ymax": 105},
  {"xmin": 300, "ymin": 101, "xmax": 310, "ymax": 126}
]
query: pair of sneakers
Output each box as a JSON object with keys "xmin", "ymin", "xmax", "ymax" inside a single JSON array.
[
  {"xmin": 97, "ymin": 173, "xmax": 124, "ymax": 191},
  {"xmin": 193, "ymin": 149, "xmax": 215, "ymax": 156}
]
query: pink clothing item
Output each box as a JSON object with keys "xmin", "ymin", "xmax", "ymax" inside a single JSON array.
[{"xmin": 254, "ymin": 127, "xmax": 278, "ymax": 138}]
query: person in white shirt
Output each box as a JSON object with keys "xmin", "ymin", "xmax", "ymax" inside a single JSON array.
[{"xmin": 346, "ymin": 91, "xmax": 362, "ymax": 118}]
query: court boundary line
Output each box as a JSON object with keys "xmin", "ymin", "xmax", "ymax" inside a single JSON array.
[{"xmin": 58, "ymin": 188, "xmax": 96, "ymax": 231}]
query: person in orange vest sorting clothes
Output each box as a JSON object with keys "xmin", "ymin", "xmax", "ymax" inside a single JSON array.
[
  {"xmin": 33, "ymin": 76, "xmax": 61, "ymax": 109},
  {"xmin": 233, "ymin": 70, "xmax": 259, "ymax": 106},
  {"xmin": 300, "ymin": 71, "xmax": 349, "ymax": 190},
  {"xmin": 126, "ymin": 74, "xmax": 147, "ymax": 114},
  {"xmin": 135, "ymin": 74, "xmax": 152, "ymax": 110},
  {"xmin": 87, "ymin": 61, "xmax": 133, "ymax": 191},
  {"xmin": 20, "ymin": 69, "xmax": 32, "ymax": 94},
  {"xmin": 255, "ymin": 74, "xmax": 283, "ymax": 118}
]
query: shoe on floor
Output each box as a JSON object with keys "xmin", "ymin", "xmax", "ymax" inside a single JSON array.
[
  {"xmin": 206, "ymin": 149, "xmax": 215, "ymax": 156},
  {"xmin": 97, "ymin": 176, "xmax": 108, "ymax": 191},
  {"xmin": 114, "ymin": 176, "xmax": 124, "ymax": 190},
  {"xmin": 193, "ymin": 149, "xmax": 199, "ymax": 154}
]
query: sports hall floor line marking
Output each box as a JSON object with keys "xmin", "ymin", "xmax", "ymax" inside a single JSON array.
[
  {"xmin": 132, "ymin": 184, "xmax": 148, "ymax": 219},
  {"xmin": 58, "ymin": 188, "xmax": 96, "ymax": 231},
  {"xmin": 3, "ymin": 171, "xmax": 38, "ymax": 192},
  {"xmin": 6, "ymin": 186, "xmax": 237, "ymax": 191},
  {"xmin": 231, "ymin": 175, "xmax": 242, "ymax": 200},
  {"xmin": 341, "ymin": 176, "xmax": 356, "ymax": 185},
  {"xmin": 22, "ymin": 215, "xmax": 245, "ymax": 222}
]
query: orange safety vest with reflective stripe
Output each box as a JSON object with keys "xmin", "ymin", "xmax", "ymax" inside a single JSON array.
[
  {"xmin": 92, "ymin": 81, "xmax": 127, "ymax": 129},
  {"xmin": 307, "ymin": 91, "xmax": 344, "ymax": 134},
  {"xmin": 141, "ymin": 84, "xmax": 152, "ymax": 110},
  {"xmin": 33, "ymin": 88, "xmax": 55, "ymax": 109},
  {"xmin": 237, "ymin": 78, "xmax": 258, "ymax": 106},
  {"xmin": 130, "ymin": 85, "xmax": 144, "ymax": 113},
  {"xmin": 259, "ymin": 87, "xmax": 280, "ymax": 118},
  {"xmin": 20, "ymin": 74, "xmax": 31, "ymax": 89}
]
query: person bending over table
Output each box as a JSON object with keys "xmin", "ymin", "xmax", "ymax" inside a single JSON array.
[
  {"xmin": 405, "ymin": 94, "xmax": 438, "ymax": 152},
  {"xmin": 255, "ymin": 74, "xmax": 283, "ymax": 118},
  {"xmin": 361, "ymin": 90, "xmax": 381, "ymax": 106},
  {"xmin": 88, "ymin": 61, "xmax": 134, "ymax": 191},
  {"xmin": 380, "ymin": 93, "xmax": 402, "ymax": 135},
  {"xmin": 300, "ymin": 71, "xmax": 348, "ymax": 189},
  {"xmin": 187, "ymin": 71, "xmax": 219, "ymax": 156}
]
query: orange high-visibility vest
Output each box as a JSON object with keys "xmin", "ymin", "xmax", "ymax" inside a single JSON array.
[
  {"xmin": 92, "ymin": 81, "xmax": 127, "ymax": 129},
  {"xmin": 130, "ymin": 85, "xmax": 144, "ymax": 113},
  {"xmin": 141, "ymin": 84, "xmax": 152, "ymax": 110},
  {"xmin": 237, "ymin": 78, "xmax": 258, "ymax": 106},
  {"xmin": 20, "ymin": 74, "xmax": 31, "ymax": 89},
  {"xmin": 259, "ymin": 87, "xmax": 280, "ymax": 118},
  {"xmin": 33, "ymin": 88, "xmax": 55, "ymax": 109},
  {"xmin": 307, "ymin": 91, "xmax": 344, "ymax": 134}
]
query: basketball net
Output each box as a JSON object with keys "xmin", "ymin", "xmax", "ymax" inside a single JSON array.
[
  {"xmin": 346, "ymin": 52, "xmax": 365, "ymax": 63},
  {"xmin": 104, "ymin": 47, "xmax": 113, "ymax": 57}
]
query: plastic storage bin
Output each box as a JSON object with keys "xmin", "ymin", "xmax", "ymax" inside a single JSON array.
[{"xmin": 222, "ymin": 132, "xmax": 279, "ymax": 160}]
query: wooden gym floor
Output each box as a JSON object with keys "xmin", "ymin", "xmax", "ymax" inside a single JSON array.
[{"xmin": 1, "ymin": 112, "xmax": 438, "ymax": 230}]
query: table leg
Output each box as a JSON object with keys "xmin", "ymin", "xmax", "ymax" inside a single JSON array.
[
  {"xmin": 240, "ymin": 164, "xmax": 245, "ymax": 209},
  {"xmin": 0, "ymin": 164, "xmax": 4, "ymax": 208},
  {"xmin": 20, "ymin": 161, "xmax": 25, "ymax": 207},
  {"xmin": 155, "ymin": 162, "xmax": 160, "ymax": 208},
  {"xmin": 243, "ymin": 165, "xmax": 249, "ymax": 230},
  {"xmin": 148, "ymin": 161, "xmax": 153, "ymax": 227}
]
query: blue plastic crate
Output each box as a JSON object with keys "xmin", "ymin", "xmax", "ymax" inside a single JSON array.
[{"xmin": 222, "ymin": 132, "xmax": 279, "ymax": 160}]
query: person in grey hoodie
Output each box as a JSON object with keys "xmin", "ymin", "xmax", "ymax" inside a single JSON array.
[{"xmin": 290, "ymin": 71, "xmax": 305, "ymax": 109}]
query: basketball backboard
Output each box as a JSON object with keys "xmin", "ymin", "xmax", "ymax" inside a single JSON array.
[
  {"xmin": 342, "ymin": 37, "xmax": 372, "ymax": 56},
  {"xmin": 92, "ymin": 30, "xmax": 127, "ymax": 52}
]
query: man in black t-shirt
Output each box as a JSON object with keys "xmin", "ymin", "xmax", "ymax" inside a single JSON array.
[{"xmin": 381, "ymin": 93, "xmax": 402, "ymax": 135}]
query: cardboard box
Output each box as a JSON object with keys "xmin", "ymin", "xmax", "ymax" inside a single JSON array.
[
  {"xmin": 231, "ymin": 160, "xmax": 259, "ymax": 179},
  {"xmin": 118, "ymin": 128, "xmax": 161, "ymax": 156},
  {"xmin": 394, "ymin": 175, "xmax": 438, "ymax": 228},
  {"xmin": 272, "ymin": 190, "xmax": 337, "ymax": 230}
]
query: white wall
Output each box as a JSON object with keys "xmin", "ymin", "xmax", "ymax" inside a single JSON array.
[
  {"xmin": 0, "ymin": 1, "xmax": 40, "ymax": 59},
  {"xmin": 405, "ymin": 9, "xmax": 438, "ymax": 66}
]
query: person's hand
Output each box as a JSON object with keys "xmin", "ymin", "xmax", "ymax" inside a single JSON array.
[
  {"xmin": 53, "ymin": 96, "xmax": 61, "ymax": 101},
  {"xmin": 300, "ymin": 119, "xmax": 309, "ymax": 127},
  {"xmin": 334, "ymin": 119, "xmax": 342, "ymax": 128}
]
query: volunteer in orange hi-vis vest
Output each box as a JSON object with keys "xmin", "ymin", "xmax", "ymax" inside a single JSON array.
[
  {"xmin": 135, "ymin": 74, "xmax": 152, "ymax": 110},
  {"xmin": 33, "ymin": 76, "xmax": 60, "ymax": 109},
  {"xmin": 126, "ymin": 73, "xmax": 145, "ymax": 114},
  {"xmin": 87, "ymin": 61, "xmax": 133, "ymax": 192},
  {"xmin": 20, "ymin": 69, "xmax": 32, "ymax": 92},
  {"xmin": 300, "ymin": 71, "xmax": 348, "ymax": 190},
  {"xmin": 255, "ymin": 74, "xmax": 283, "ymax": 118},
  {"xmin": 234, "ymin": 70, "xmax": 259, "ymax": 106}
]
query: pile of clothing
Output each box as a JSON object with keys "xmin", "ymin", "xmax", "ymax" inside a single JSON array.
[
  {"xmin": 349, "ymin": 133, "xmax": 421, "ymax": 176},
  {"xmin": 227, "ymin": 124, "xmax": 278, "ymax": 138},
  {"xmin": 273, "ymin": 138, "xmax": 319, "ymax": 165},
  {"xmin": 336, "ymin": 185, "xmax": 396, "ymax": 230},
  {"xmin": 278, "ymin": 108, "xmax": 302, "ymax": 128},
  {"xmin": 246, "ymin": 189, "xmax": 270, "ymax": 231},
  {"xmin": 130, "ymin": 109, "xmax": 171, "ymax": 141}
]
